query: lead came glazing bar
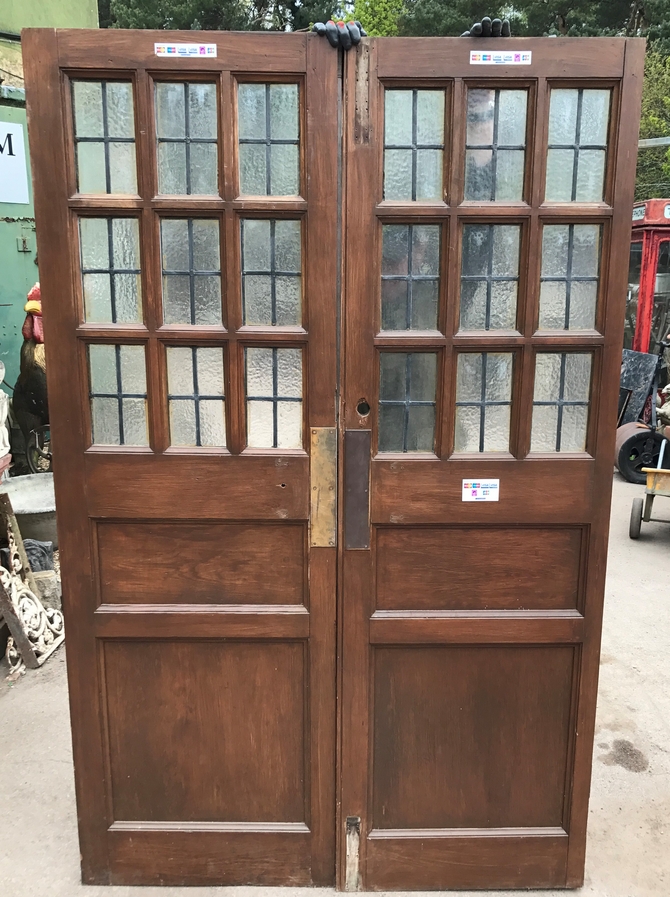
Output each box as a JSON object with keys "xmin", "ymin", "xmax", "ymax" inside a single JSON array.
[
  {"xmin": 88, "ymin": 344, "xmax": 148, "ymax": 446},
  {"xmin": 531, "ymin": 353, "xmax": 592, "ymax": 452},
  {"xmin": 383, "ymin": 90, "xmax": 445, "ymax": 201},
  {"xmin": 72, "ymin": 81, "xmax": 137, "ymax": 194}
]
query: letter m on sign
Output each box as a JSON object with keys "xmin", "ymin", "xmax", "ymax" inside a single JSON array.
[{"xmin": 0, "ymin": 132, "xmax": 15, "ymax": 156}]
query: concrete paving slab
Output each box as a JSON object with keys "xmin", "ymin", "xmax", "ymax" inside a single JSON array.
[{"xmin": 0, "ymin": 474, "xmax": 668, "ymax": 897}]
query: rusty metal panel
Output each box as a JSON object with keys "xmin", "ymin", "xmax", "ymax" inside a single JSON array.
[
  {"xmin": 310, "ymin": 427, "xmax": 337, "ymax": 547},
  {"xmin": 344, "ymin": 430, "xmax": 371, "ymax": 550}
]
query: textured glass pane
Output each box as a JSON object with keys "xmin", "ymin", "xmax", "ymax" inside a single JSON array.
[
  {"xmin": 189, "ymin": 142, "xmax": 218, "ymax": 195},
  {"xmin": 119, "ymin": 345, "xmax": 146, "ymax": 393},
  {"xmin": 572, "ymin": 226, "xmax": 600, "ymax": 276},
  {"xmin": 548, "ymin": 90, "xmax": 578, "ymax": 144},
  {"xmin": 193, "ymin": 276, "xmax": 222, "ymax": 325},
  {"xmin": 464, "ymin": 149, "xmax": 493, "ymax": 200},
  {"xmin": 73, "ymin": 82, "xmax": 104, "ymax": 137},
  {"xmin": 91, "ymin": 397, "xmax": 120, "ymax": 445},
  {"xmin": 381, "ymin": 281, "xmax": 408, "ymax": 330},
  {"xmin": 533, "ymin": 354, "xmax": 562, "ymax": 401},
  {"xmin": 162, "ymin": 220, "xmax": 191, "ymax": 270},
  {"xmin": 80, "ymin": 218, "xmax": 109, "ymax": 269},
  {"xmin": 156, "ymin": 83, "xmax": 186, "ymax": 139},
  {"xmin": 462, "ymin": 224, "xmax": 491, "ymax": 275},
  {"xmin": 486, "ymin": 354, "xmax": 513, "ymax": 401},
  {"xmin": 240, "ymin": 143, "xmax": 267, "ymax": 195},
  {"xmin": 416, "ymin": 91, "xmax": 445, "ymax": 145},
  {"xmin": 545, "ymin": 148, "xmax": 575, "ymax": 202},
  {"xmin": 108, "ymin": 142, "xmax": 137, "ymax": 194},
  {"xmin": 492, "ymin": 226, "xmax": 520, "ymax": 276},
  {"xmin": 243, "ymin": 219, "xmax": 272, "ymax": 269},
  {"xmin": 197, "ymin": 347, "xmax": 225, "ymax": 394},
  {"xmin": 483, "ymin": 404, "xmax": 510, "ymax": 452},
  {"xmin": 158, "ymin": 141, "xmax": 188, "ymax": 194},
  {"xmin": 412, "ymin": 280, "xmax": 438, "ymax": 329},
  {"xmin": 246, "ymin": 348, "xmax": 274, "ymax": 395},
  {"xmin": 454, "ymin": 406, "xmax": 481, "ymax": 452},
  {"xmin": 169, "ymin": 400, "xmax": 197, "ymax": 445},
  {"xmin": 460, "ymin": 280, "xmax": 488, "ymax": 330},
  {"xmin": 277, "ymin": 401, "xmax": 302, "ymax": 448},
  {"xmin": 270, "ymin": 84, "xmax": 299, "ymax": 140},
  {"xmin": 407, "ymin": 405, "xmax": 435, "ymax": 451},
  {"xmin": 489, "ymin": 281, "xmax": 517, "ymax": 329},
  {"xmin": 238, "ymin": 84, "xmax": 266, "ymax": 139},
  {"xmin": 415, "ymin": 149, "xmax": 442, "ymax": 200},
  {"xmin": 244, "ymin": 275, "xmax": 272, "ymax": 324},
  {"xmin": 83, "ymin": 274, "xmax": 112, "ymax": 322},
  {"xmin": 467, "ymin": 89, "xmax": 495, "ymax": 145},
  {"xmin": 248, "ymin": 401, "xmax": 273, "ymax": 447},
  {"xmin": 539, "ymin": 281, "xmax": 568, "ymax": 329},
  {"xmin": 564, "ymin": 354, "xmax": 592, "ymax": 401},
  {"xmin": 122, "ymin": 398, "xmax": 148, "ymax": 445},
  {"xmin": 189, "ymin": 83, "xmax": 217, "ymax": 139},
  {"xmin": 76, "ymin": 142, "xmax": 106, "ymax": 193},
  {"xmin": 89, "ymin": 344, "xmax": 117, "ymax": 393},
  {"xmin": 409, "ymin": 353, "xmax": 436, "ymax": 401},
  {"xmin": 541, "ymin": 226, "xmax": 570, "ymax": 277},
  {"xmin": 498, "ymin": 90, "xmax": 527, "ymax": 145},
  {"xmin": 275, "ymin": 277, "xmax": 301, "ymax": 325},
  {"xmin": 277, "ymin": 349, "xmax": 302, "ymax": 397},
  {"xmin": 495, "ymin": 149, "xmax": 524, "ymax": 200},
  {"xmin": 166, "ymin": 346, "xmax": 195, "ymax": 395},
  {"xmin": 412, "ymin": 226, "xmax": 440, "ymax": 274},
  {"xmin": 456, "ymin": 353, "xmax": 483, "ymax": 402},
  {"xmin": 580, "ymin": 90, "xmax": 610, "ymax": 145},
  {"xmin": 192, "ymin": 220, "xmax": 220, "ymax": 271},
  {"xmin": 380, "ymin": 353, "xmax": 406, "ymax": 401},
  {"xmin": 560, "ymin": 405, "xmax": 589, "ymax": 451},
  {"xmin": 275, "ymin": 220, "xmax": 301, "ymax": 271},
  {"xmin": 112, "ymin": 218, "xmax": 140, "ymax": 269},
  {"xmin": 163, "ymin": 276, "xmax": 191, "ymax": 324},
  {"xmin": 270, "ymin": 143, "xmax": 299, "ymax": 195},
  {"xmin": 106, "ymin": 83, "xmax": 134, "ymax": 138},
  {"xmin": 382, "ymin": 226, "xmax": 409, "ymax": 274},
  {"xmin": 569, "ymin": 280, "xmax": 597, "ymax": 329},
  {"xmin": 384, "ymin": 149, "xmax": 412, "ymax": 200},
  {"xmin": 530, "ymin": 404, "xmax": 559, "ymax": 452},
  {"xmin": 114, "ymin": 274, "xmax": 141, "ymax": 322},
  {"xmin": 575, "ymin": 150, "xmax": 605, "ymax": 202},
  {"xmin": 385, "ymin": 90, "xmax": 413, "ymax": 145},
  {"xmin": 199, "ymin": 399, "xmax": 226, "ymax": 447},
  {"xmin": 379, "ymin": 404, "xmax": 405, "ymax": 452}
]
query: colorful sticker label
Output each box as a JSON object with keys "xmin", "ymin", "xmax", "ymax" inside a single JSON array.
[
  {"xmin": 154, "ymin": 42, "xmax": 217, "ymax": 58},
  {"xmin": 462, "ymin": 479, "xmax": 500, "ymax": 502},
  {"xmin": 470, "ymin": 50, "xmax": 532, "ymax": 65}
]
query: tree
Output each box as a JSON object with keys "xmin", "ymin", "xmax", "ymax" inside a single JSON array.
[
  {"xmin": 354, "ymin": 0, "xmax": 405, "ymax": 36},
  {"xmin": 107, "ymin": 0, "xmax": 250, "ymax": 30},
  {"xmin": 636, "ymin": 50, "xmax": 670, "ymax": 199}
]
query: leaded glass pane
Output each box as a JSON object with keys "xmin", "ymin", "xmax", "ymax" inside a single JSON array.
[
  {"xmin": 88, "ymin": 344, "xmax": 148, "ymax": 445},
  {"xmin": 545, "ymin": 89, "xmax": 610, "ymax": 202},
  {"xmin": 167, "ymin": 346, "xmax": 226, "ymax": 447},
  {"xmin": 381, "ymin": 224, "xmax": 440, "ymax": 330},
  {"xmin": 539, "ymin": 225, "xmax": 601, "ymax": 330},
  {"xmin": 241, "ymin": 219, "xmax": 301, "ymax": 325},
  {"xmin": 79, "ymin": 217, "xmax": 141, "ymax": 323},
  {"xmin": 161, "ymin": 219, "xmax": 222, "ymax": 325},
  {"xmin": 156, "ymin": 82, "xmax": 218, "ymax": 195},
  {"xmin": 238, "ymin": 83, "xmax": 300, "ymax": 196},
  {"xmin": 454, "ymin": 353, "xmax": 513, "ymax": 453},
  {"xmin": 246, "ymin": 347, "xmax": 302, "ymax": 448},
  {"xmin": 378, "ymin": 353, "xmax": 437, "ymax": 452},
  {"xmin": 465, "ymin": 89, "xmax": 527, "ymax": 201},
  {"xmin": 72, "ymin": 81, "xmax": 137, "ymax": 195},
  {"xmin": 384, "ymin": 90, "xmax": 445, "ymax": 201},
  {"xmin": 531, "ymin": 353, "xmax": 592, "ymax": 452},
  {"xmin": 460, "ymin": 224, "xmax": 520, "ymax": 330}
]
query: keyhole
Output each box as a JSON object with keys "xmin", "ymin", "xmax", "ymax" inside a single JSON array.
[{"xmin": 357, "ymin": 400, "xmax": 370, "ymax": 417}]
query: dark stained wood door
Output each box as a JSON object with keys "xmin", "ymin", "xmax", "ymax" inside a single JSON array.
[
  {"xmin": 23, "ymin": 29, "xmax": 338, "ymax": 886},
  {"xmin": 340, "ymin": 36, "xmax": 644, "ymax": 890}
]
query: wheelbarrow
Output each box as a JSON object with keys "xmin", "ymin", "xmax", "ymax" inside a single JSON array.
[{"xmin": 629, "ymin": 438, "xmax": 670, "ymax": 538}]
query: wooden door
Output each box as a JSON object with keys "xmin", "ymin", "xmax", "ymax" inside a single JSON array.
[
  {"xmin": 23, "ymin": 29, "xmax": 338, "ymax": 886},
  {"xmin": 340, "ymin": 37, "xmax": 644, "ymax": 890}
]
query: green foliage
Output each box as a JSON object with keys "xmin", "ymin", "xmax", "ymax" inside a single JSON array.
[
  {"xmin": 636, "ymin": 50, "xmax": 670, "ymax": 200},
  {"xmin": 353, "ymin": 0, "xmax": 404, "ymax": 36},
  {"xmin": 107, "ymin": 0, "xmax": 250, "ymax": 30}
]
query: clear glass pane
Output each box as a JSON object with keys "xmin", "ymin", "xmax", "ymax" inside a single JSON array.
[
  {"xmin": 409, "ymin": 353, "xmax": 437, "ymax": 402},
  {"xmin": 106, "ymin": 82, "xmax": 135, "ymax": 138},
  {"xmin": 270, "ymin": 143, "xmax": 299, "ymax": 195},
  {"xmin": 580, "ymin": 90, "xmax": 610, "ymax": 145},
  {"xmin": 548, "ymin": 89, "xmax": 578, "ymax": 144},
  {"xmin": 108, "ymin": 142, "xmax": 137, "ymax": 194},
  {"xmin": 415, "ymin": 149, "xmax": 442, "ymax": 200},
  {"xmin": 495, "ymin": 149, "xmax": 524, "ymax": 200},
  {"xmin": 411, "ymin": 280, "xmax": 439, "ymax": 329},
  {"xmin": 545, "ymin": 148, "xmax": 576, "ymax": 202},
  {"xmin": 575, "ymin": 149, "xmax": 606, "ymax": 202},
  {"xmin": 270, "ymin": 84, "xmax": 299, "ymax": 140},
  {"xmin": 169, "ymin": 399, "xmax": 197, "ymax": 446},
  {"xmin": 73, "ymin": 81, "xmax": 104, "ymax": 137},
  {"xmin": 88, "ymin": 344, "xmax": 117, "ymax": 394},
  {"xmin": 498, "ymin": 90, "xmax": 527, "ymax": 145},
  {"xmin": 76, "ymin": 142, "xmax": 106, "ymax": 194},
  {"xmin": 378, "ymin": 405, "xmax": 404, "ymax": 452},
  {"xmin": 239, "ymin": 144, "xmax": 267, "ymax": 195},
  {"xmin": 483, "ymin": 404, "xmax": 510, "ymax": 452},
  {"xmin": 156, "ymin": 83, "xmax": 186, "ymax": 139},
  {"xmin": 189, "ymin": 83, "xmax": 217, "ymax": 139},
  {"xmin": 407, "ymin": 405, "xmax": 435, "ymax": 451},
  {"xmin": 381, "ymin": 281, "xmax": 409, "ymax": 330},
  {"xmin": 238, "ymin": 83, "xmax": 266, "ymax": 140},
  {"xmin": 416, "ymin": 91, "xmax": 445, "ymax": 145},
  {"xmin": 158, "ymin": 141, "xmax": 188, "ymax": 194},
  {"xmin": 91, "ymin": 396, "xmax": 120, "ymax": 445},
  {"xmin": 466, "ymin": 89, "xmax": 495, "ymax": 146},
  {"xmin": 384, "ymin": 149, "xmax": 413, "ymax": 200},
  {"xmin": 189, "ymin": 142, "xmax": 218, "ymax": 195},
  {"xmin": 530, "ymin": 404, "xmax": 559, "ymax": 452},
  {"xmin": 384, "ymin": 90, "xmax": 413, "ymax": 145},
  {"xmin": 380, "ymin": 353, "xmax": 406, "ymax": 401}
]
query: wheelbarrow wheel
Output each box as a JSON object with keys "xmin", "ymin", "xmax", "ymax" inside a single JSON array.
[
  {"xmin": 629, "ymin": 497, "xmax": 643, "ymax": 539},
  {"xmin": 615, "ymin": 423, "xmax": 665, "ymax": 485}
]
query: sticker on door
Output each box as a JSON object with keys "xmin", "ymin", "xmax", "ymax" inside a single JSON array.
[{"xmin": 462, "ymin": 479, "xmax": 500, "ymax": 501}]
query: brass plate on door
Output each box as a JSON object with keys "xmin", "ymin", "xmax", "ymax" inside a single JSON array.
[{"xmin": 310, "ymin": 427, "xmax": 337, "ymax": 547}]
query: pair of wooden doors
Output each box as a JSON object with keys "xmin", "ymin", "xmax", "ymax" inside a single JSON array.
[{"xmin": 24, "ymin": 29, "xmax": 643, "ymax": 890}]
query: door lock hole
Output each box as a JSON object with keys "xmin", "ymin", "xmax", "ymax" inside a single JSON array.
[{"xmin": 357, "ymin": 400, "xmax": 371, "ymax": 417}]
